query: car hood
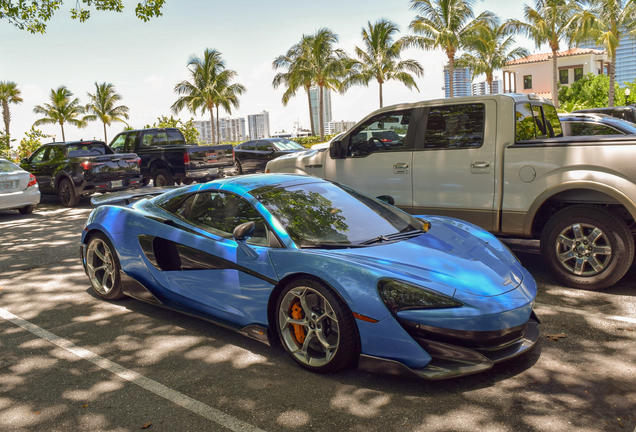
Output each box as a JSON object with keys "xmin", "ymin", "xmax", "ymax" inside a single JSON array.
[{"xmin": 320, "ymin": 217, "xmax": 525, "ymax": 297}]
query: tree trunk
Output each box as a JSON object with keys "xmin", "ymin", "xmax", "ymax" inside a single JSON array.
[
  {"xmin": 103, "ymin": 122, "xmax": 107, "ymax": 143},
  {"xmin": 209, "ymin": 109, "xmax": 216, "ymax": 145},
  {"xmin": 379, "ymin": 81, "xmax": 383, "ymax": 108},
  {"xmin": 2, "ymin": 101, "xmax": 9, "ymax": 137},
  {"xmin": 306, "ymin": 86, "xmax": 315, "ymax": 136},
  {"xmin": 488, "ymin": 74, "xmax": 493, "ymax": 95},
  {"xmin": 552, "ymin": 49, "xmax": 559, "ymax": 109},
  {"xmin": 448, "ymin": 56, "xmax": 455, "ymax": 98},
  {"xmin": 60, "ymin": 122, "xmax": 66, "ymax": 142},
  {"xmin": 609, "ymin": 54, "xmax": 616, "ymax": 107},
  {"xmin": 216, "ymin": 105, "xmax": 222, "ymax": 143},
  {"xmin": 319, "ymin": 85, "xmax": 325, "ymax": 141}
]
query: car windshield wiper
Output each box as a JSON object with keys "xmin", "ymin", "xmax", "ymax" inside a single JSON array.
[{"xmin": 358, "ymin": 229, "xmax": 424, "ymax": 245}]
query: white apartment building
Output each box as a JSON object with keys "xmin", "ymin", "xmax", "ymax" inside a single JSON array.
[
  {"xmin": 471, "ymin": 78, "xmax": 503, "ymax": 95},
  {"xmin": 193, "ymin": 120, "xmax": 213, "ymax": 143},
  {"xmin": 309, "ymin": 86, "xmax": 332, "ymax": 134},
  {"xmin": 325, "ymin": 120, "xmax": 356, "ymax": 135},
  {"xmin": 195, "ymin": 118, "xmax": 247, "ymax": 143},
  {"xmin": 248, "ymin": 111, "xmax": 271, "ymax": 139},
  {"xmin": 502, "ymin": 48, "xmax": 608, "ymax": 100}
]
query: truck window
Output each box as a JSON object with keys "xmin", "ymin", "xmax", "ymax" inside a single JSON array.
[
  {"xmin": 142, "ymin": 131, "xmax": 168, "ymax": 147},
  {"xmin": 347, "ymin": 110, "xmax": 410, "ymax": 157},
  {"xmin": 532, "ymin": 105, "xmax": 548, "ymax": 138},
  {"xmin": 424, "ymin": 104, "xmax": 484, "ymax": 149},
  {"xmin": 542, "ymin": 104, "xmax": 563, "ymax": 137},
  {"xmin": 168, "ymin": 130, "xmax": 185, "ymax": 145},
  {"xmin": 516, "ymin": 103, "xmax": 536, "ymax": 141},
  {"xmin": 110, "ymin": 134, "xmax": 127, "ymax": 152},
  {"xmin": 570, "ymin": 123, "xmax": 622, "ymax": 136},
  {"xmin": 67, "ymin": 143, "xmax": 108, "ymax": 156}
]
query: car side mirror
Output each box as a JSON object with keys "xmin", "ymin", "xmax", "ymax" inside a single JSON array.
[
  {"xmin": 376, "ymin": 195, "xmax": 395, "ymax": 205},
  {"xmin": 330, "ymin": 140, "xmax": 344, "ymax": 159},
  {"xmin": 20, "ymin": 158, "xmax": 29, "ymax": 165},
  {"xmin": 233, "ymin": 221, "xmax": 255, "ymax": 241}
]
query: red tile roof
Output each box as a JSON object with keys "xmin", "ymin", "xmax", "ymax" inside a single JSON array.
[
  {"xmin": 535, "ymin": 92, "xmax": 552, "ymax": 100},
  {"xmin": 506, "ymin": 48, "xmax": 606, "ymax": 66}
]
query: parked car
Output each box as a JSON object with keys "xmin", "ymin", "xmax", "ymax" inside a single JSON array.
[
  {"xmin": 233, "ymin": 138, "xmax": 307, "ymax": 174},
  {"xmin": 558, "ymin": 113, "xmax": 636, "ymax": 136},
  {"xmin": 109, "ymin": 128, "xmax": 236, "ymax": 186},
  {"xmin": 573, "ymin": 105, "xmax": 636, "ymax": 123},
  {"xmin": 266, "ymin": 93, "xmax": 636, "ymax": 291},
  {"xmin": 20, "ymin": 141, "xmax": 142, "ymax": 207},
  {"xmin": 80, "ymin": 174, "xmax": 539, "ymax": 379},
  {"xmin": 0, "ymin": 157, "xmax": 40, "ymax": 214}
]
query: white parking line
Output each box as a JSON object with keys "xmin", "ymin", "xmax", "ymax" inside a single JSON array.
[
  {"xmin": 536, "ymin": 303, "xmax": 636, "ymax": 325},
  {"xmin": 0, "ymin": 306, "xmax": 266, "ymax": 432}
]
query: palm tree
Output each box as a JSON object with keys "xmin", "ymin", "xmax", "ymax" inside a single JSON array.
[
  {"xmin": 214, "ymin": 79, "xmax": 246, "ymax": 143},
  {"xmin": 407, "ymin": 0, "xmax": 496, "ymax": 98},
  {"xmin": 84, "ymin": 82, "xmax": 129, "ymax": 143},
  {"xmin": 295, "ymin": 28, "xmax": 349, "ymax": 141},
  {"xmin": 456, "ymin": 21, "xmax": 530, "ymax": 94},
  {"xmin": 172, "ymin": 49, "xmax": 244, "ymax": 145},
  {"xmin": 576, "ymin": 0, "xmax": 636, "ymax": 107},
  {"xmin": 507, "ymin": 0, "xmax": 584, "ymax": 109},
  {"xmin": 0, "ymin": 81, "xmax": 23, "ymax": 145},
  {"xmin": 33, "ymin": 86, "xmax": 87, "ymax": 142},
  {"xmin": 344, "ymin": 20, "xmax": 424, "ymax": 108},
  {"xmin": 273, "ymin": 35, "xmax": 317, "ymax": 136}
]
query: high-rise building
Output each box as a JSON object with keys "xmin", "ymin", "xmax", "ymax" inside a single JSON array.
[
  {"xmin": 219, "ymin": 117, "xmax": 247, "ymax": 142},
  {"xmin": 247, "ymin": 111, "xmax": 270, "ymax": 139},
  {"xmin": 309, "ymin": 86, "xmax": 332, "ymax": 134},
  {"xmin": 443, "ymin": 66, "xmax": 472, "ymax": 98},
  {"xmin": 193, "ymin": 120, "xmax": 213, "ymax": 143},
  {"xmin": 580, "ymin": 36, "xmax": 636, "ymax": 85},
  {"xmin": 325, "ymin": 120, "xmax": 356, "ymax": 135},
  {"xmin": 471, "ymin": 78, "xmax": 503, "ymax": 95}
]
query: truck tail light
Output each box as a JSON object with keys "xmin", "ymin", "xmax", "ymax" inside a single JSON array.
[
  {"xmin": 124, "ymin": 157, "xmax": 141, "ymax": 166},
  {"xmin": 81, "ymin": 161, "xmax": 92, "ymax": 170},
  {"xmin": 232, "ymin": 147, "xmax": 235, "ymax": 160},
  {"xmin": 184, "ymin": 153, "xmax": 190, "ymax": 164},
  {"xmin": 27, "ymin": 174, "xmax": 37, "ymax": 187}
]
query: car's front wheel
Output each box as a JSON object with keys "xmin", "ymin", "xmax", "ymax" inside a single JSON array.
[
  {"xmin": 276, "ymin": 278, "xmax": 359, "ymax": 373},
  {"xmin": 541, "ymin": 205, "xmax": 634, "ymax": 290},
  {"xmin": 86, "ymin": 233, "xmax": 125, "ymax": 300}
]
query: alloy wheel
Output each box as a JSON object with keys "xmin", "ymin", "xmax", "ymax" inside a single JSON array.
[
  {"xmin": 87, "ymin": 238, "xmax": 117, "ymax": 295},
  {"xmin": 555, "ymin": 222, "xmax": 612, "ymax": 276}
]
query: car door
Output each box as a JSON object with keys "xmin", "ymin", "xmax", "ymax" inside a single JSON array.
[
  {"xmin": 254, "ymin": 141, "xmax": 275, "ymax": 172},
  {"xmin": 325, "ymin": 108, "xmax": 418, "ymax": 210},
  {"xmin": 23, "ymin": 147, "xmax": 54, "ymax": 193},
  {"xmin": 150, "ymin": 190, "xmax": 279, "ymax": 327},
  {"xmin": 236, "ymin": 141, "xmax": 256, "ymax": 173},
  {"xmin": 411, "ymin": 101, "xmax": 496, "ymax": 231}
]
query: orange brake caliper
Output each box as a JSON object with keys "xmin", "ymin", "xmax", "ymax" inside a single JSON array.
[{"xmin": 290, "ymin": 301, "xmax": 306, "ymax": 344}]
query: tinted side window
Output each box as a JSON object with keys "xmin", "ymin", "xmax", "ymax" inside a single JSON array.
[
  {"xmin": 187, "ymin": 192, "xmax": 269, "ymax": 246},
  {"xmin": 424, "ymin": 104, "xmax": 484, "ymax": 149},
  {"xmin": 67, "ymin": 143, "xmax": 107, "ymax": 156},
  {"xmin": 516, "ymin": 103, "xmax": 536, "ymax": 141},
  {"xmin": 532, "ymin": 105, "xmax": 548, "ymax": 138},
  {"xmin": 570, "ymin": 123, "xmax": 622, "ymax": 136},
  {"xmin": 543, "ymin": 104, "xmax": 563, "ymax": 137},
  {"xmin": 257, "ymin": 142, "xmax": 273, "ymax": 151},
  {"xmin": 30, "ymin": 147, "xmax": 50, "ymax": 163},
  {"xmin": 168, "ymin": 130, "xmax": 185, "ymax": 145},
  {"xmin": 110, "ymin": 134, "xmax": 127, "ymax": 152},
  {"xmin": 347, "ymin": 110, "xmax": 411, "ymax": 157},
  {"xmin": 142, "ymin": 132, "xmax": 168, "ymax": 147},
  {"xmin": 241, "ymin": 141, "xmax": 255, "ymax": 150}
]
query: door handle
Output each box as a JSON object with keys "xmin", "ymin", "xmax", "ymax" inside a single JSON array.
[
  {"xmin": 471, "ymin": 162, "xmax": 490, "ymax": 169},
  {"xmin": 393, "ymin": 163, "xmax": 409, "ymax": 174}
]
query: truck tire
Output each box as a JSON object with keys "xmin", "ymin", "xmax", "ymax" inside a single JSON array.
[
  {"xmin": 142, "ymin": 177, "xmax": 151, "ymax": 186},
  {"xmin": 58, "ymin": 178, "xmax": 80, "ymax": 207},
  {"xmin": 153, "ymin": 169, "xmax": 175, "ymax": 187},
  {"xmin": 540, "ymin": 205, "xmax": 634, "ymax": 290}
]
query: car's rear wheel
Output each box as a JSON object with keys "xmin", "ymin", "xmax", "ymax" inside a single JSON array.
[
  {"xmin": 153, "ymin": 168, "xmax": 175, "ymax": 186},
  {"xmin": 18, "ymin": 205, "xmax": 34, "ymax": 215},
  {"xmin": 86, "ymin": 233, "xmax": 125, "ymax": 300},
  {"xmin": 541, "ymin": 205, "xmax": 634, "ymax": 290},
  {"xmin": 235, "ymin": 159, "xmax": 243, "ymax": 175},
  {"xmin": 58, "ymin": 179, "xmax": 79, "ymax": 207},
  {"xmin": 276, "ymin": 278, "xmax": 359, "ymax": 373}
]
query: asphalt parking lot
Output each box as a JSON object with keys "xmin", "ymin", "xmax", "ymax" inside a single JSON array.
[{"xmin": 0, "ymin": 197, "xmax": 635, "ymax": 432}]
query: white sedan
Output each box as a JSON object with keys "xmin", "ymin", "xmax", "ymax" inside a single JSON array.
[{"xmin": 0, "ymin": 158, "xmax": 40, "ymax": 214}]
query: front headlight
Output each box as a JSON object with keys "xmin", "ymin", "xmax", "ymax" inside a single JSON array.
[{"xmin": 377, "ymin": 279, "xmax": 463, "ymax": 313}]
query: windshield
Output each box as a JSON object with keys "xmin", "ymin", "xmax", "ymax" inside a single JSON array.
[
  {"xmin": 272, "ymin": 139, "xmax": 304, "ymax": 150},
  {"xmin": 253, "ymin": 181, "xmax": 425, "ymax": 247}
]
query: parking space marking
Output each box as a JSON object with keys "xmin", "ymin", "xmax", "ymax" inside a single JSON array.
[
  {"xmin": 0, "ymin": 306, "xmax": 266, "ymax": 432},
  {"xmin": 536, "ymin": 303, "xmax": 636, "ymax": 325}
]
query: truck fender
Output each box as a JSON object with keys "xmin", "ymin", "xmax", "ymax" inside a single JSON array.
[{"xmin": 53, "ymin": 171, "xmax": 75, "ymax": 192}]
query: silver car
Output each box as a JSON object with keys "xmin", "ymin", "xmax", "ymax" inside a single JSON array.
[{"xmin": 0, "ymin": 158, "xmax": 40, "ymax": 214}]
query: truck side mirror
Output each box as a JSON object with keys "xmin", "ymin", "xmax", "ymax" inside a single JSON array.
[
  {"xmin": 330, "ymin": 140, "xmax": 344, "ymax": 159},
  {"xmin": 20, "ymin": 158, "xmax": 29, "ymax": 165}
]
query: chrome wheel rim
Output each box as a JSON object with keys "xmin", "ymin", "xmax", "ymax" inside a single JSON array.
[
  {"xmin": 555, "ymin": 222, "xmax": 612, "ymax": 276},
  {"xmin": 87, "ymin": 238, "xmax": 116, "ymax": 295},
  {"xmin": 278, "ymin": 287, "xmax": 340, "ymax": 367}
]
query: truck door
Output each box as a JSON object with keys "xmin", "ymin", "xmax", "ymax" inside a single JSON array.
[
  {"xmin": 411, "ymin": 101, "xmax": 496, "ymax": 231},
  {"xmin": 325, "ymin": 108, "xmax": 418, "ymax": 210}
]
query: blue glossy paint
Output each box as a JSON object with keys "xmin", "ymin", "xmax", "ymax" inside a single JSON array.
[{"xmin": 80, "ymin": 174, "xmax": 539, "ymax": 373}]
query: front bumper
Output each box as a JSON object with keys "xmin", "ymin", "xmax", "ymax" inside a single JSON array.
[{"xmin": 358, "ymin": 314, "xmax": 540, "ymax": 380}]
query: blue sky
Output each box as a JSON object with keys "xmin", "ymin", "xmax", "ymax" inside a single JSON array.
[{"xmin": 1, "ymin": 0, "xmax": 535, "ymax": 145}]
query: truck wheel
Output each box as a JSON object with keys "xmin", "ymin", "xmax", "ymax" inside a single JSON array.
[
  {"xmin": 153, "ymin": 169, "xmax": 175, "ymax": 187},
  {"xmin": 58, "ymin": 179, "xmax": 80, "ymax": 207},
  {"xmin": 541, "ymin": 205, "xmax": 634, "ymax": 290},
  {"xmin": 142, "ymin": 177, "xmax": 151, "ymax": 186}
]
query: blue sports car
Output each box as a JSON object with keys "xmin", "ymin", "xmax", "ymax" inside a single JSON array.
[{"xmin": 80, "ymin": 174, "xmax": 539, "ymax": 379}]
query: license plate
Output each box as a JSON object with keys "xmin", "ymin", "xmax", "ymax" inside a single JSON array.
[
  {"xmin": 110, "ymin": 180, "xmax": 123, "ymax": 188},
  {"xmin": 209, "ymin": 168, "xmax": 219, "ymax": 174},
  {"xmin": 0, "ymin": 181, "xmax": 15, "ymax": 191}
]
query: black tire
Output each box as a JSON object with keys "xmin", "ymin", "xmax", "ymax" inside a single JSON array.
[
  {"xmin": 182, "ymin": 179, "xmax": 194, "ymax": 185},
  {"xmin": 58, "ymin": 178, "xmax": 80, "ymax": 207},
  {"xmin": 153, "ymin": 168, "xmax": 175, "ymax": 187},
  {"xmin": 142, "ymin": 177, "xmax": 151, "ymax": 186},
  {"xmin": 18, "ymin": 205, "xmax": 34, "ymax": 215},
  {"xmin": 235, "ymin": 159, "xmax": 243, "ymax": 175},
  {"xmin": 85, "ymin": 233, "xmax": 125, "ymax": 300},
  {"xmin": 275, "ymin": 277, "xmax": 359, "ymax": 373},
  {"xmin": 540, "ymin": 205, "xmax": 634, "ymax": 290}
]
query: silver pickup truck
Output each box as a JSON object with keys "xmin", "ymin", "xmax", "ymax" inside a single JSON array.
[{"xmin": 265, "ymin": 94, "xmax": 636, "ymax": 291}]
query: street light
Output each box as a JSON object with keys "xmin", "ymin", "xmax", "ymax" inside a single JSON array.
[{"xmin": 625, "ymin": 88, "xmax": 631, "ymax": 105}]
